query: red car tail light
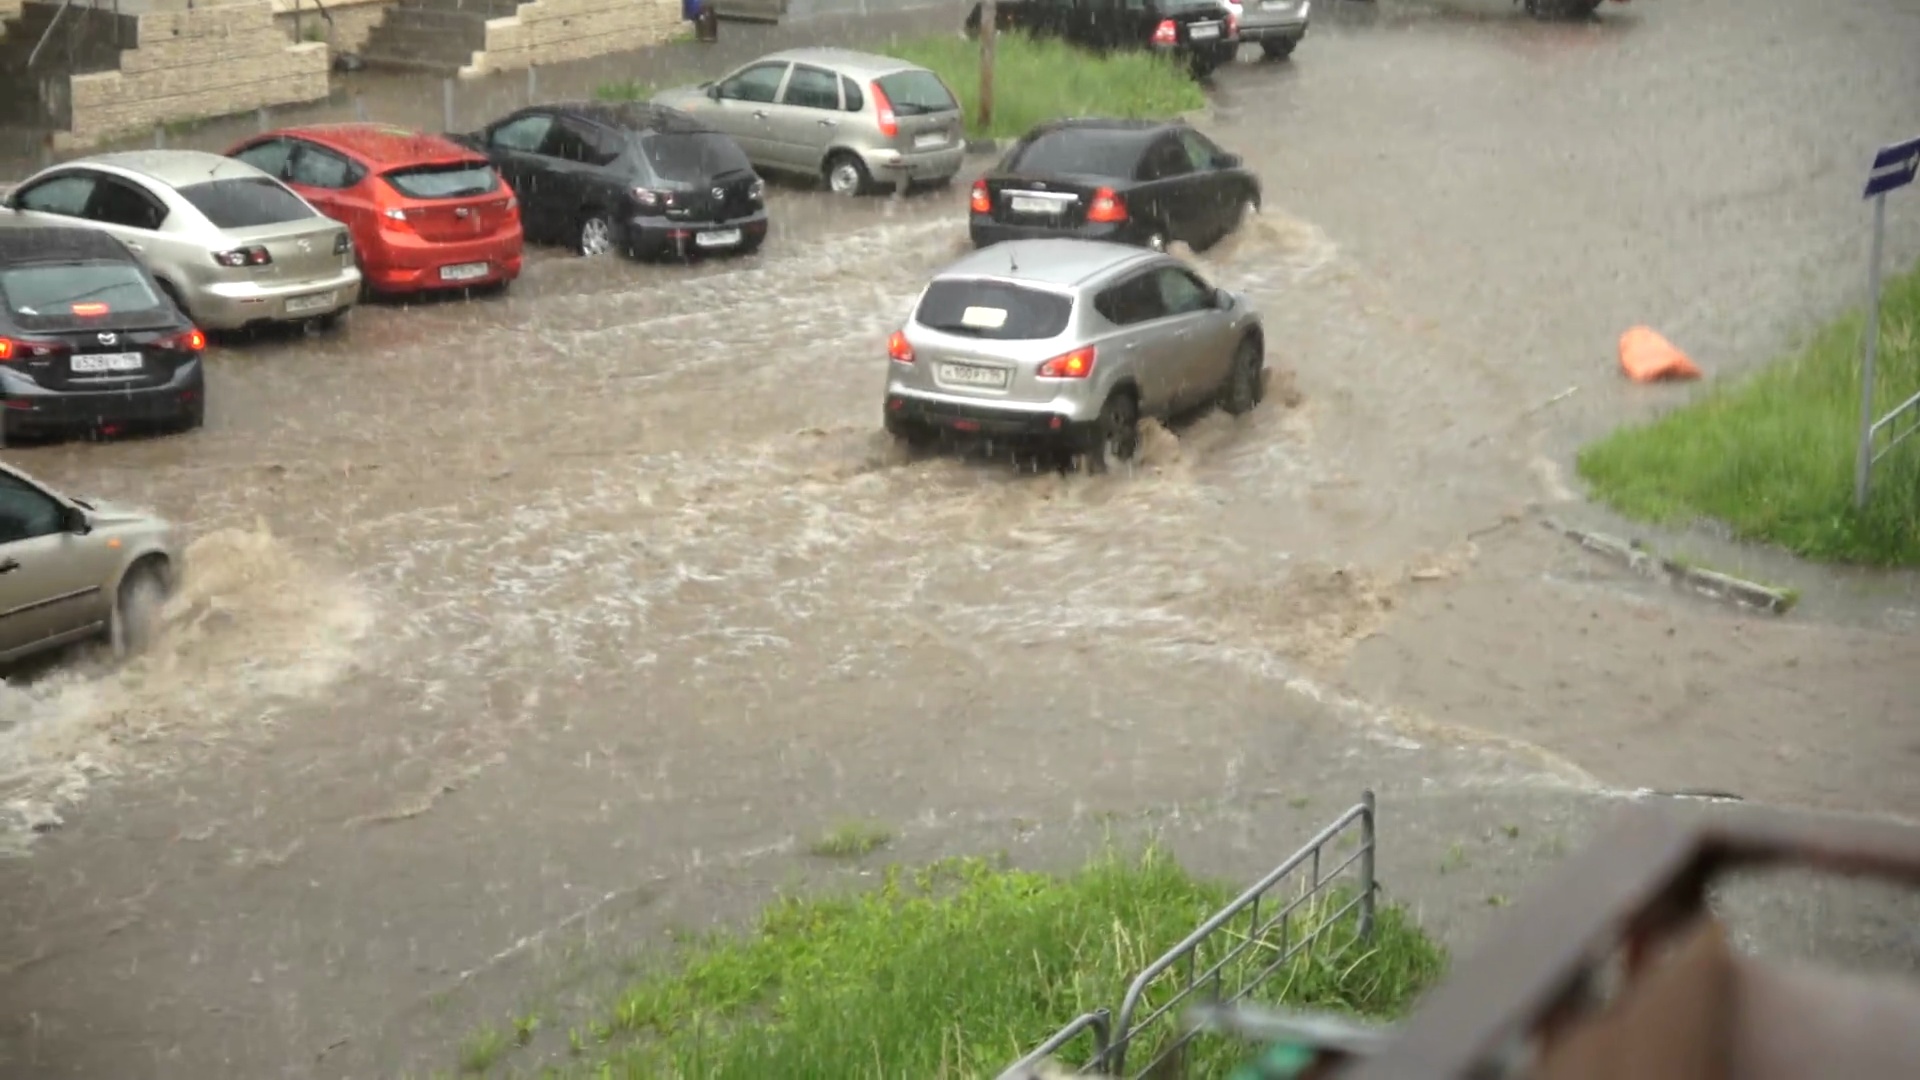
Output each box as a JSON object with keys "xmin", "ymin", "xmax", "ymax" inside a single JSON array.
[
  {"xmin": 1038, "ymin": 346, "xmax": 1096, "ymax": 379},
  {"xmin": 161, "ymin": 328, "xmax": 207, "ymax": 352},
  {"xmin": 213, "ymin": 245, "xmax": 272, "ymax": 267},
  {"xmin": 888, "ymin": 329, "xmax": 915, "ymax": 363},
  {"xmin": 1227, "ymin": 11, "xmax": 1239, "ymax": 36},
  {"xmin": 871, "ymin": 81, "xmax": 898, "ymax": 138},
  {"xmin": 0, "ymin": 337, "xmax": 13, "ymax": 363},
  {"xmin": 1086, "ymin": 187, "xmax": 1128, "ymax": 224},
  {"xmin": 380, "ymin": 206, "xmax": 413, "ymax": 231},
  {"xmin": 969, "ymin": 180, "xmax": 992, "ymax": 214},
  {"xmin": 1152, "ymin": 18, "xmax": 1178, "ymax": 45},
  {"xmin": 0, "ymin": 336, "xmax": 65, "ymax": 363}
]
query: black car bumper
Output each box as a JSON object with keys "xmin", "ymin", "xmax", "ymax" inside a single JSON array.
[
  {"xmin": 623, "ymin": 211, "xmax": 770, "ymax": 259},
  {"xmin": 0, "ymin": 361, "xmax": 204, "ymax": 437},
  {"xmin": 970, "ymin": 215, "xmax": 1155, "ymax": 250},
  {"xmin": 1152, "ymin": 40, "xmax": 1239, "ymax": 66},
  {"xmin": 886, "ymin": 394, "xmax": 1098, "ymax": 448}
]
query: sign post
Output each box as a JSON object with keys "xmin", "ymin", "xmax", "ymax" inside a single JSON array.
[
  {"xmin": 1853, "ymin": 135, "xmax": 1920, "ymax": 508},
  {"xmin": 979, "ymin": 0, "xmax": 997, "ymax": 133}
]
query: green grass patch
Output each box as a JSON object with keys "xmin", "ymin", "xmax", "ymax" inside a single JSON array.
[
  {"xmin": 1577, "ymin": 259, "xmax": 1920, "ymax": 566},
  {"xmin": 807, "ymin": 820, "xmax": 894, "ymax": 858},
  {"xmin": 595, "ymin": 79, "xmax": 657, "ymax": 102},
  {"xmin": 888, "ymin": 33, "xmax": 1206, "ymax": 141},
  {"xmin": 506, "ymin": 847, "xmax": 1441, "ymax": 1078}
]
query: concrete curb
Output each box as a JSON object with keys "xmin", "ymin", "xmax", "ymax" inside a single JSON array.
[{"xmin": 1540, "ymin": 517, "xmax": 1795, "ymax": 615}]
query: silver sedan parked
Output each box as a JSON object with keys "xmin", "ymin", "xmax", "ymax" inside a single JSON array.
[
  {"xmin": 882, "ymin": 239, "xmax": 1267, "ymax": 471},
  {"xmin": 654, "ymin": 47, "xmax": 967, "ymax": 197},
  {"xmin": 0, "ymin": 151, "xmax": 360, "ymax": 332}
]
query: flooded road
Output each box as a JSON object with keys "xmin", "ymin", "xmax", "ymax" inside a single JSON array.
[{"xmin": 4, "ymin": 0, "xmax": 1920, "ymax": 1075}]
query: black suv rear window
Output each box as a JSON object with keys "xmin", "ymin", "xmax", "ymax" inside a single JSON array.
[
  {"xmin": 876, "ymin": 70, "xmax": 958, "ymax": 116},
  {"xmin": 382, "ymin": 161, "xmax": 499, "ymax": 199},
  {"xmin": 179, "ymin": 177, "xmax": 316, "ymax": 229},
  {"xmin": 0, "ymin": 260, "xmax": 162, "ymax": 318},
  {"xmin": 640, "ymin": 132, "xmax": 752, "ymax": 183},
  {"xmin": 915, "ymin": 279, "xmax": 1073, "ymax": 340},
  {"xmin": 1007, "ymin": 129, "xmax": 1146, "ymax": 178}
]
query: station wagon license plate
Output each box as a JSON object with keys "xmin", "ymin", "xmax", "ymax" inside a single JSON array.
[
  {"xmin": 1189, "ymin": 21, "xmax": 1221, "ymax": 39},
  {"xmin": 70, "ymin": 351, "xmax": 143, "ymax": 374},
  {"xmin": 285, "ymin": 291, "xmax": 335, "ymax": 315},
  {"xmin": 913, "ymin": 132, "xmax": 947, "ymax": 150},
  {"xmin": 937, "ymin": 362, "xmax": 1009, "ymax": 389},
  {"xmin": 695, "ymin": 229, "xmax": 742, "ymax": 248},
  {"xmin": 1009, "ymin": 196, "xmax": 1060, "ymax": 216},
  {"xmin": 440, "ymin": 262, "xmax": 490, "ymax": 282}
]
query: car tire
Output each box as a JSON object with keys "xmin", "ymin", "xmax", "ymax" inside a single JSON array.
[
  {"xmin": 824, "ymin": 152, "xmax": 873, "ymax": 198},
  {"xmin": 885, "ymin": 413, "xmax": 939, "ymax": 449},
  {"xmin": 111, "ymin": 562, "xmax": 169, "ymax": 659},
  {"xmin": 1219, "ymin": 335, "xmax": 1264, "ymax": 416},
  {"xmin": 1190, "ymin": 54, "xmax": 1220, "ymax": 79},
  {"xmin": 1261, "ymin": 39, "xmax": 1297, "ymax": 60},
  {"xmin": 1076, "ymin": 389, "xmax": 1140, "ymax": 474},
  {"xmin": 313, "ymin": 306, "xmax": 350, "ymax": 333},
  {"xmin": 576, "ymin": 209, "xmax": 617, "ymax": 257}
]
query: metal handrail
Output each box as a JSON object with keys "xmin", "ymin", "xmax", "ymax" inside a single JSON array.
[
  {"xmin": 25, "ymin": 0, "xmax": 79, "ymax": 70},
  {"xmin": 994, "ymin": 1010, "xmax": 1113, "ymax": 1080}
]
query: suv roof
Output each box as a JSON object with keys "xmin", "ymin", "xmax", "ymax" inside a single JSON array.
[
  {"xmin": 538, "ymin": 101, "xmax": 716, "ymax": 136},
  {"xmin": 760, "ymin": 47, "xmax": 926, "ymax": 80},
  {"xmin": 938, "ymin": 239, "xmax": 1157, "ymax": 289},
  {"xmin": 270, "ymin": 123, "xmax": 480, "ymax": 168},
  {"xmin": 0, "ymin": 224, "xmax": 135, "ymax": 266},
  {"xmin": 75, "ymin": 149, "xmax": 267, "ymax": 188}
]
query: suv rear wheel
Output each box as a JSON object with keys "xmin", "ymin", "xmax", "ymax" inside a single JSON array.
[{"xmin": 1077, "ymin": 390, "xmax": 1140, "ymax": 474}]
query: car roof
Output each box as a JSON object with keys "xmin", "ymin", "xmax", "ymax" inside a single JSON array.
[
  {"xmin": 1025, "ymin": 117, "xmax": 1180, "ymax": 142},
  {"xmin": 757, "ymin": 47, "xmax": 926, "ymax": 79},
  {"xmin": 72, "ymin": 149, "xmax": 266, "ymax": 188},
  {"xmin": 0, "ymin": 224, "xmax": 134, "ymax": 266},
  {"xmin": 937, "ymin": 239, "xmax": 1159, "ymax": 289},
  {"xmin": 265, "ymin": 123, "xmax": 480, "ymax": 167},
  {"xmin": 537, "ymin": 100, "xmax": 715, "ymax": 136}
]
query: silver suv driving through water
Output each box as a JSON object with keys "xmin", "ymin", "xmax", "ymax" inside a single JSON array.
[{"xmin": 882, "ymin": 239, "xmax": 1267, "ymax": 471}]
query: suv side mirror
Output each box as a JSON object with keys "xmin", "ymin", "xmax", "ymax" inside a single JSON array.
[
  {"xmin": 705, "ymin": 83, "xmax": 722, "ymax": 101},
  {"xmin": 61, "ymin": 505, "xmax": 91, "ymax": 535}
]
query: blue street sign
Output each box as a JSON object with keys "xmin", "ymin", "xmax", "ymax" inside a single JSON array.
[{"xmin": 1864, "ymin": 136, "xmax": 1920, "ymax": 199}]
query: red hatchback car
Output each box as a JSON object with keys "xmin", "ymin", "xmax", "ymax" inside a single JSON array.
[{"xmin": 224, "ymin": 123, "xmax": 523, "ymax": 297}]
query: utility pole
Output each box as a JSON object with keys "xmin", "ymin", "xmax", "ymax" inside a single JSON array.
[{"xmin": 978, "ymin": 0, "xmax": 996, "ymax": 133}]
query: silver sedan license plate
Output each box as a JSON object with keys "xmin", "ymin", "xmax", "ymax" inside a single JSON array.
[
  {"xmin": 285, "ymin": 291, "xmax": 335, "ymax": 315},
  {"xmin": 938, "ymin": 362, "xmax": 1009, "ymax": 389}
]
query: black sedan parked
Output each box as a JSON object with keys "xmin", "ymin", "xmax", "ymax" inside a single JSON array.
[
  {"xmin": 0, "ymin": 226, "xmax": 206, "ymax": 440},
  {"xmin": 966, "ymin": 0, "xmax": 1239, "ymax": 78},
  {"xmin": 969, "ymin": 119, "xmax": 1261, "ymax": 253},
  {"xmin": 454, "ymin": 102, "xmax": 768, "ymax": 260}
]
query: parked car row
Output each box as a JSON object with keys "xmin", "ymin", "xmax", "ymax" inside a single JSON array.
[{"xmin": 966, "ymin": 0, "xmax": 1313, "ymax": 77}]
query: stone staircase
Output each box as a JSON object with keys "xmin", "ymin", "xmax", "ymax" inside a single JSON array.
[
  {"xmin": 0, "ymin": 0, "xmax": 137, "ymax": 132},
  {"xmin": 359, "ymin": 0, "xmax": 679, "ymax": 78}
]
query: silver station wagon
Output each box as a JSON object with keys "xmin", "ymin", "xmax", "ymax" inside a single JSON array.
[
  {"xmin": 883, "ymin": 239, "xmax": 1267, "ymax": 471},
  {"xmin": 1, "ymin": 150, "xmax": 360, "ymax": 332},
  {"xmin": 655, "ymin": 47, "xmax": 966, "ymax": 197}
]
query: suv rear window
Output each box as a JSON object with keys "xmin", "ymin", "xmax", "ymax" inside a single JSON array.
[
  {"xmin": 1007, "ymin": 129, "xmax": 1147, "ymax": 178},
  {"xmin": 915, "ymin": 279, "xmax": 1073, "ymax": 340},
  {"xmin": 0, "ymin": 260, "xmax": 162, "ymax": 319},
  {"xmin": 178, "ymin": 177, "xmax": 316, "ymax": 229},
  {"xmin": 382, "ymin": 161, "xmax": 499, "ymax": 199},
  {"xmin": 640, "ymin": 132, "xmax": 753, "ymax": 183},
  {"xmin": 875, "ymin": 70, "xmax": 958, "ymax": 116}
]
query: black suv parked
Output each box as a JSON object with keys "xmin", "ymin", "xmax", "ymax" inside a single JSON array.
[
  {"xmin": 456, "ymin": 102, "xmax": 768, "ymax": 261},
  {"xmin": 965, "ymin": 0, "xmax": 1240, "ymax": 78}
]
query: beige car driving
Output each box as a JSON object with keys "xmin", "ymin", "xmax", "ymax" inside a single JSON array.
[{"xmin": 0, "ymin": 459, "xmax": 178, "ymax": 665}]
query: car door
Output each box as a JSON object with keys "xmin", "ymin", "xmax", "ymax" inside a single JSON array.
[
  {"xmin": 230, "ymin": 137, "xmax": 298, "ymax": 185},
  {"xmin": 286, "ymin": 140, "xmax": 369, "ymax": 231},
  {"xmin": 706, "ymin": 61, "xmax": 790, "ymax": 164},
  {"xmin": 769, "ymin": 63, "xmax": 843, "ymax": 171},
  {"xmin": 534, "ymin": 117, "xmax": 623, "ymax": 233},
  {"xmin": 78, "ymin": 173, "xmax": 172, "ymax": 267},
  {"xmin": 1132, "ymin": 134, "xmax": 1202, "ymax": 243},
  {"xmin": 1150, "ymin": 263, "xmax": 1234, "ymax": 403},
  {"xmin": 1174, "ymin": 127, "xmax": 1236, "ymax": 238},
  {"xmin": 1092, "ymin": 270, "xmax": 1177, "ymax": 413},
  {"xmin": 8, "ymin": 170, "xmax": 102, "ymax": 226},
  {"xmin": 0, "ymin": 470, "xmax": 105, "ymax": 662},
  {"xmin": 484, "ymin": 111, "xmax": 558, "ymax": 239}
]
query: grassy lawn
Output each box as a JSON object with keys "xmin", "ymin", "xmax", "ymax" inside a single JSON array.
[
  {"xmin": 885, "ymin": 33, "xmax": 1206, "ymax": 141},
  {"xmin": 458, "ymin": 848, "xmax": 1442, "ymax": 1077},
  {"xmin": 1578, "ymin": 259, "xmax": 1920, "ymax": 566}
]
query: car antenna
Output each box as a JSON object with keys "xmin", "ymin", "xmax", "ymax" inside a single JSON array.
[{"xmin": 1008, "ymin": 245, "xmax": 1018, "ymax": 274}]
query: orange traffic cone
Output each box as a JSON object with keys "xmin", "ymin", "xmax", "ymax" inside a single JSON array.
[{"xmin": 1618, "ymin": 326, "xmax": 1702, "ymax": 383}]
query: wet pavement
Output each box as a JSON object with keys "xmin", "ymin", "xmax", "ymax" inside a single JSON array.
[{"xmin": 4, "ymin": 0, "xmax": 1920, "ymax": 1076}]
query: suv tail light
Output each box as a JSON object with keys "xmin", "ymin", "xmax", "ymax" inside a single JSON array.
[
  {"xmin": 1038, "ymin": 346, "xmax": 1096, "ymax": 379},
  {"xmin": 1086, "ymin": 187, "xmax": 1128, "ymax": 224},
  {"xmin": 969, "ymin": 179, "xmax": 992, "ymax": 214},
  {"xmin": 1152, "ymin": 18, "xmax": 1178, "ymax": 45},
  {"xmin": 871, "ymin": 81, "xmax": 898, "ymax": 138},
  {"xmin": 161, "ymin": 328, "xmax": 207, "ymax": 352},
  {"xmin": 888, "ymin": 329, "xmax": 914, "ymax": 363},
  {"xmin": 213, "ymin": 245, "xmax": 272, "ymax": 267}
]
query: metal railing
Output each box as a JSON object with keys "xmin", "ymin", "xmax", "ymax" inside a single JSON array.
[{"xmin": 998, "ymin": 791, "xmax": 1378, "ymax": 1080}]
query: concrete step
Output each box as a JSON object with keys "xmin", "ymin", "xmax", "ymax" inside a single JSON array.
[{"xmin": 396, "ymin": 0, "xmax": 524, "ymax": 17}]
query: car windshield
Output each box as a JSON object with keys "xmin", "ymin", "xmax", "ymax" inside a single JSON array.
[
  {"xmin": 876, "ymin": 70, "xmax": 958, "ymax": 116},
  {"xmin": 0, "ymin": 260, "xmax": 163, "ymax": 318},
  {"xmin": 915, "ymin": 279, "xmax": 1073, "ymax": 340},
  {"xmin": 1007, "ymin": 129, "xmax": 1145, "ymax": 178},
  {"xmin": 381, "ymin": 161, "xmax": 499, "ymax": 199},
  {"xmin": 640, "ymin": 132, "xmax": 753, "ymax": 183},
  {"xmin": 178, "ymin": 177, "xmax": 316, "ymax": 229}
]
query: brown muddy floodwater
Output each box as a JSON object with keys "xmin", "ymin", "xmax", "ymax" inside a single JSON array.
[{"xmin": 2, "ymin": 0, "xmax": 1918, "ymax": 1076}]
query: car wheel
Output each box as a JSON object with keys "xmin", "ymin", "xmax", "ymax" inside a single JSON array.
[
  {"xmin": 1261, "ymin": 39, "xmax": 1297, "ymax": 60},
  {"xmin": 1077, "ymin": 390, "xmax": 1140, "ymax": 474},
  {"xmin": 825, "ymin": 152, "xmax": 872, "ymax": 198},
  {"xmin": 1219, "ymin": 335, "xmax": 1264, "ymax": 416},
  {"xmin": 111, "ymin": 562, "xmax": 169, "ymax": 658},
  {"xmin": 313, "ymin": 306, "xmax": 350, "ymax": 333},
  {"xmin": 576, "ymin": 210, "xmax": 616, "ymax": 257},
  {"xmin": 885, "ymin": 413, "xmax": 939, "ymax": 449}
]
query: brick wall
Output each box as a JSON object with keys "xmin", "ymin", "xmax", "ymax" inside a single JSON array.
[
  {"xmin": 58, "ymin": 1, "xmax": 330, "ymax": 148},
  {"xmin": 468, "ymin": 0, "xmax": 679, "ymax": 75}
]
